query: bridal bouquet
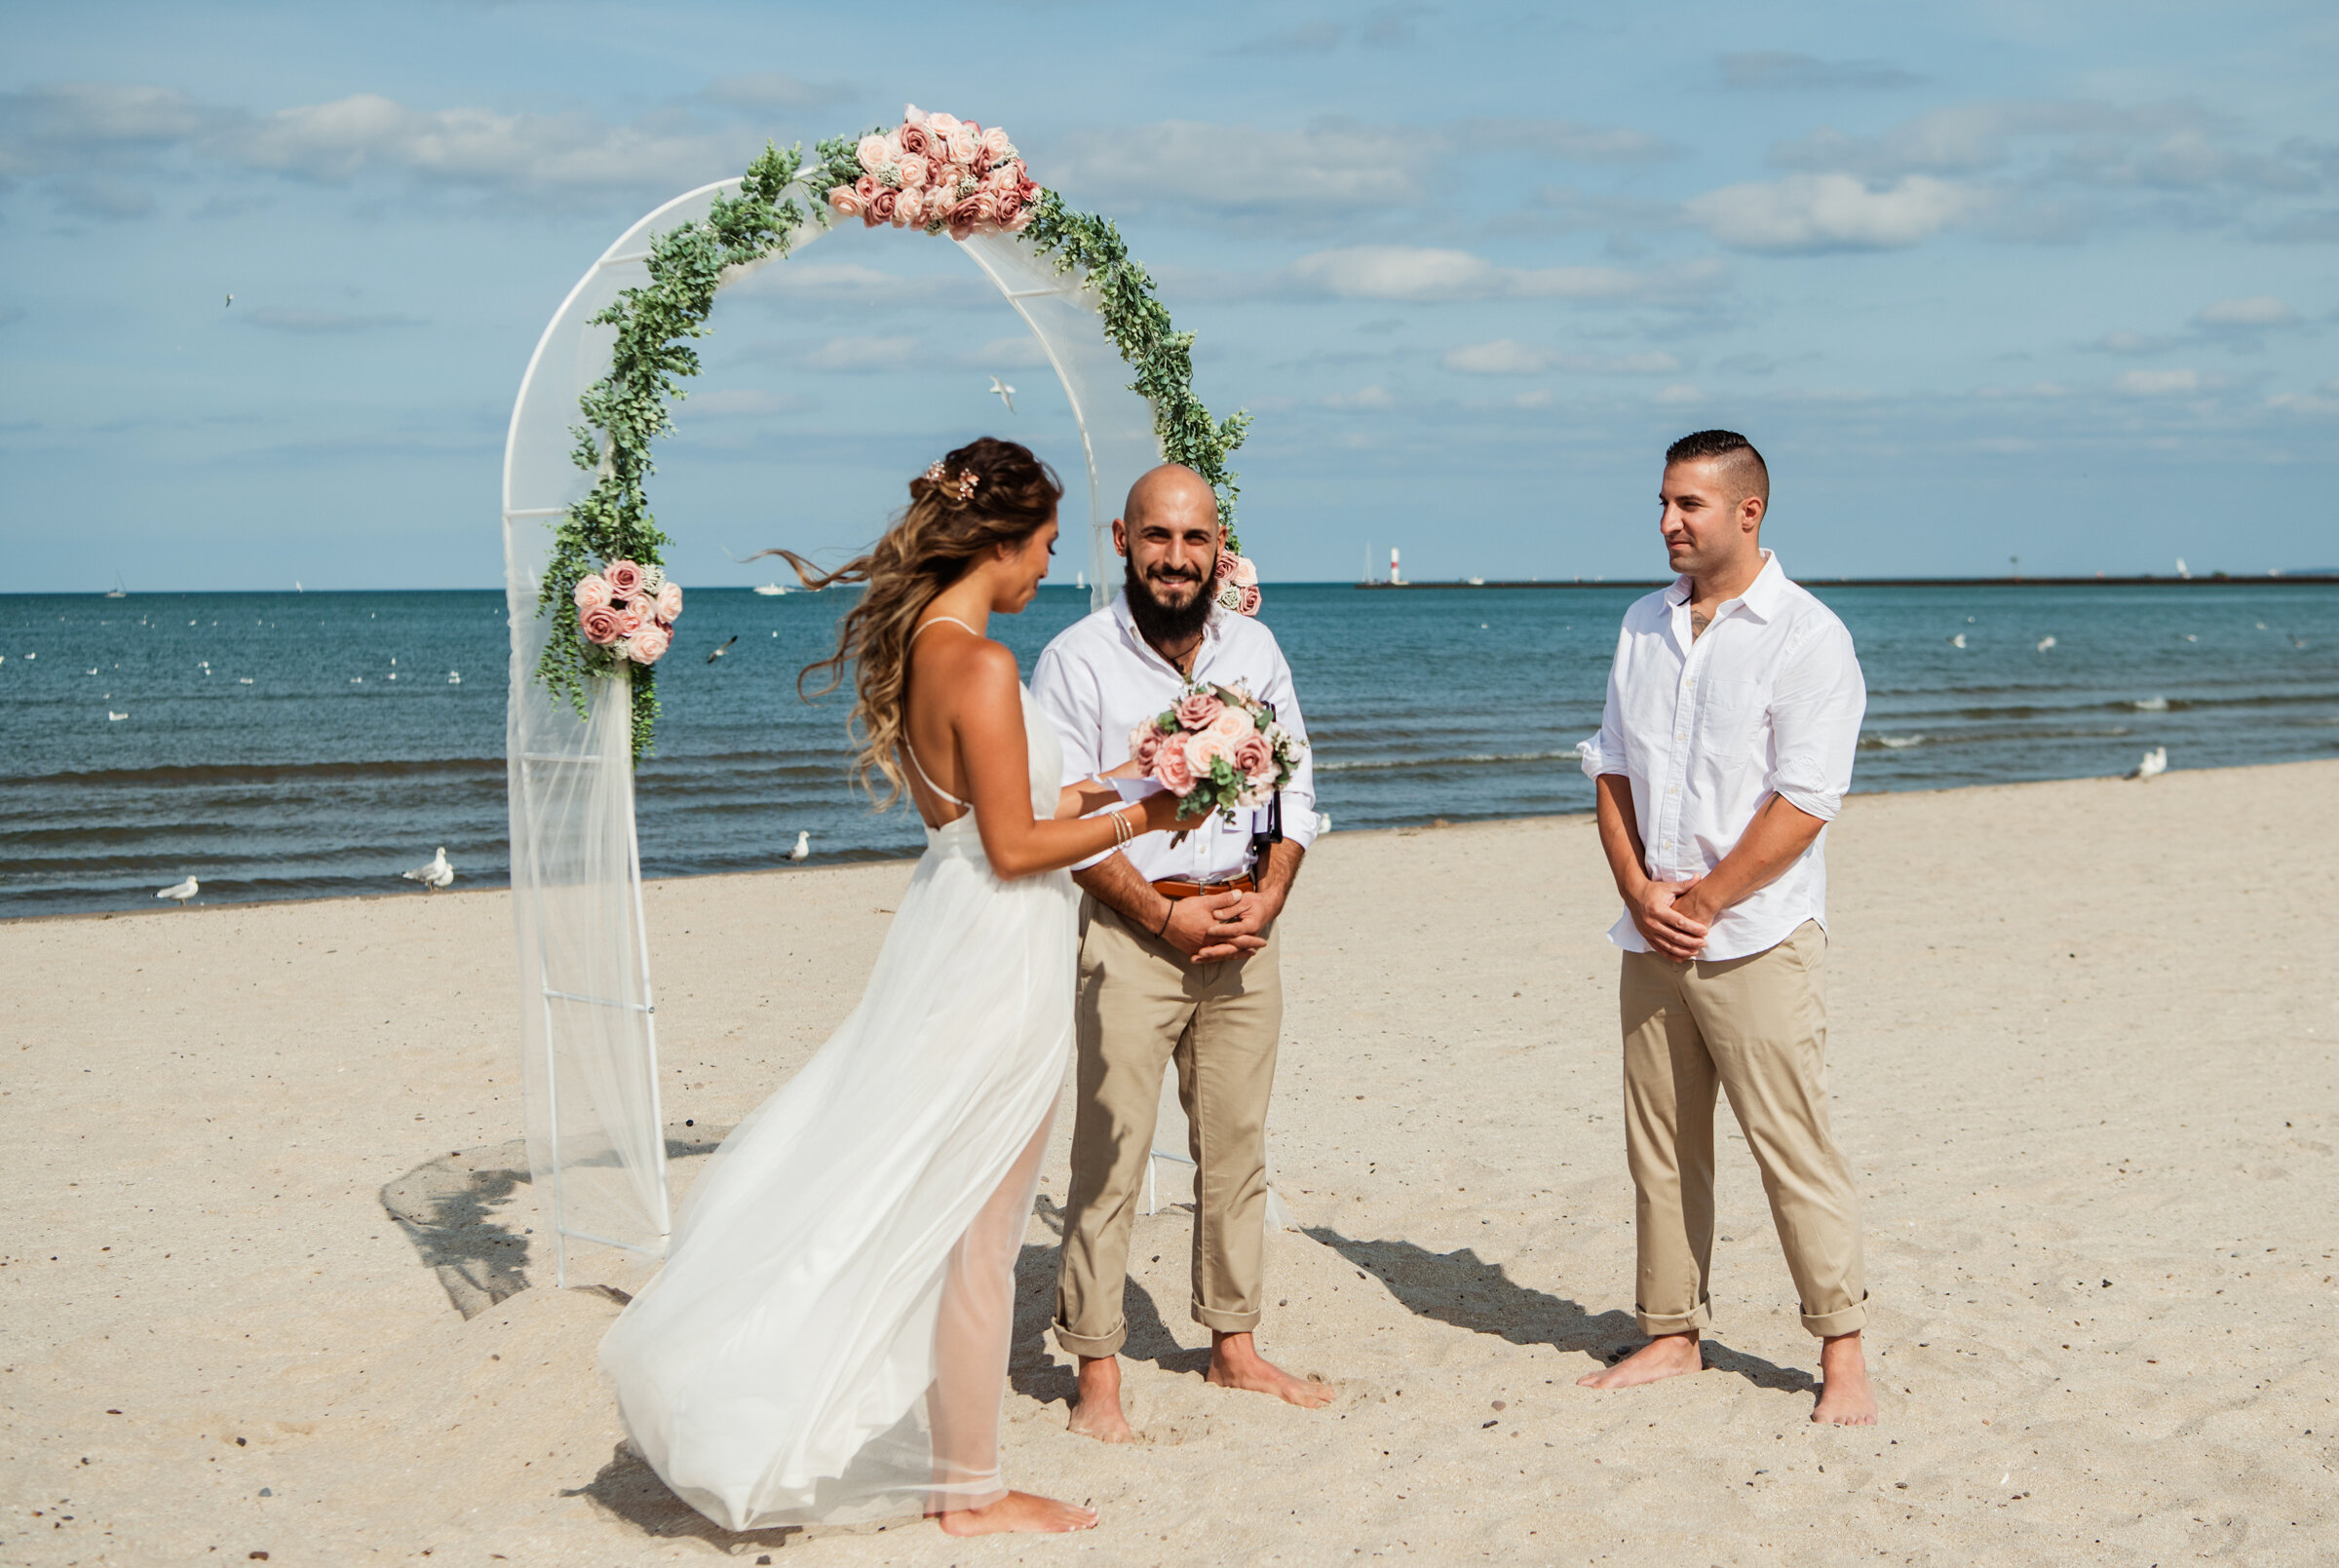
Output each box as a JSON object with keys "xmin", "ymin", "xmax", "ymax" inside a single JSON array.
[
  {"xmin": 572, "ymin": 559, "xmax": 682, "ymax": 668},
  {"xmin": 825, "ymin": 105, "xmax": 1039, "ymax": 240},
  {"xmin": 1130, "ymin": 682, "xmax": 1303, "ymax": 822}
]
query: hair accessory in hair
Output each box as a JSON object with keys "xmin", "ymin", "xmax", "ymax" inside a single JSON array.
[{"xmin": 923, "ymin": 460, "xmax": 980, "ymax": 502}]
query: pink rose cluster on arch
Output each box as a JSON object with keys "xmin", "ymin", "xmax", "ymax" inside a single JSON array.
[
  {"xmin": 572, "ymin": 559, "xmax": 682, "ymax": 667},
  {"xmin": 1128, "ymin": 682, "xmax": 1303, "ymax": 822},
  {"xmin": 1211, "ymin": 548, "xmax": 1262, "ymax": 617},
  {"xmin": 827, "ymin": 105, "xmax": 1040, "ymax": 241}
]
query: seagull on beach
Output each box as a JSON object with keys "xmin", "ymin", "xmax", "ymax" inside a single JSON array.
[
  {"xmin": 989, "ymin": 376, "xmax": 1016, "ymax": 414},
  {"xmin": 158, "ymin": 876, "xmax": 198, "ymax": 905},
  {"xmin": 403, "ymin": 847, "xmax": 454, "ymax": 890},
  {"xmin": 2128, "ymin": 747, "xmax": 2167, "ymax": 782},
  {"xmin": 788, "ymin": 830, "xmax": 811, "ymax": 861},
  {"xmin": 707, "ymin": 634, "xmax": 738, "ymax": 665}
]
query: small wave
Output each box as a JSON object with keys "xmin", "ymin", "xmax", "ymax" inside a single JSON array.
[
  {"xmin": 1866, "ymin": 734, "xmax": 1927, "ymax": 749},
  {"xmin": 2130, "ymin": 696, "xmax": 2168, "ymax": 711},
  {"xmin": 1316, "ymin": 746, "xmax": 1583, "ymax": 774}
]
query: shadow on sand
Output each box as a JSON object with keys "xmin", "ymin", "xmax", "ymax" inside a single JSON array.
[{"xmin": 1302, "ymin": 1226, "xmax": 1817, "ymax": 1396}]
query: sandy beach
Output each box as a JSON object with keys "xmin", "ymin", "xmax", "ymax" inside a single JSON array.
[{"xmin": 4, "ymin": 758, "xmax": 2334, "ymax": 1566}]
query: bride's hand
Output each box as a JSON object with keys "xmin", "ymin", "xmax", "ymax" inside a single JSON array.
[
  {"xmin": 1100, "ymin": 758, "xmax": 1150, "ymax": 781},
  {"xmin": 1134, "ymin": 789, "xmax": 1190, "ymax": 835}
]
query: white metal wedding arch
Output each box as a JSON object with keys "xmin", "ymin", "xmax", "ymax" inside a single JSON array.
[{"xmin": 501, "ymin": 175, "xmax": 1176, "ymax": 1283}]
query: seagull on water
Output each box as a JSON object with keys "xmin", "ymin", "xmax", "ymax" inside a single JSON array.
[
  {"xmin": 403, "ymin": 847, "xmax": 454, "ymax": 890},
  {"xmin": 2128, "ymin": 747, "xmax": 2167, "ymax": 782},
  {"xmin": 707, "ymin": 634, "xmax": 738, "ymax": 665},
  {"xmin": 989, "ymin": 376, "xmax": 1016, "ymax": 414},
  {"xmin": 158, "ymin": 876, "xmax": 198, "ymax": 905},
  {"xmin": 2035, "ymin": 634, "xmax": 2056, "ymax": 653},
  {"xmin": 108, "ymin": 709, "xmax": 128, "ymax": 721},
  {"xmin": 788, "ymin": 830, "xmax": 811, "ymax": 861},
  {"xmin": 1950, "ymin": 632, "xmax": 1967, "ymax": 649}
]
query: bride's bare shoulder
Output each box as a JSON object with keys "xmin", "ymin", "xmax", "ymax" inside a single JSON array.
[{"xmin": 911, "ymin": 621, "xmax": 1020, "ymax": 695}]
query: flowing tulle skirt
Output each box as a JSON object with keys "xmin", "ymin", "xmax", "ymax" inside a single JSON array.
[{"xmin": 598, "ymin": 819, "xmax": 1076, "ymax": 1530}]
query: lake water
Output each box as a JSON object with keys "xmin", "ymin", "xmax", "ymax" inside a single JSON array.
[{"xmin": 4, "ymin": 581, "xmax": 2333, "ymax": 916}]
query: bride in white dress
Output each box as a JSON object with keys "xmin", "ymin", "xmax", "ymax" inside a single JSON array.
[{"xmin": 599, "ymin": 439, "xmax": 1183, "ymax": 1538}]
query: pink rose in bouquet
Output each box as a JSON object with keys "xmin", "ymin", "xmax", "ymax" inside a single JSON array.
[
  {"xmin": 613, "ymin": 602, "xmax": 646, "ymax": 636},
  {"xmin": 1184, "ymin": 730, "xmax": 1236, "ymax": 780},
  {"xmin": 604, "ymin": 559, "xmax": 645, "ymax": 599},
  {"xmin": 866, "ymin": 187, "xmax": 899, "ymax": 226},
  {"xmin": 946, "ymin": 195, "xmax": 986, "ymax": 240},
  {"xmin": 897, "ymin": 188, "xmax": 927, "ymax": 228},
  {"xmin": 895, "ymin": 151, "xmax": 929, "ymax": 189},
  {"xmin": 1229, "ymin": 554, "xmax": 1258, "ymax": 589},
  {"xmin": 856, "ymin": 134, "xmax": 890, "ymax": 173},
  {"xmin": 945, "ymin": 125, "xmax": 979, "ymax": 166},
  {"xmin": 1204, "ymin": 705, "xmax": 1255, "ymax": 746},
  {"xmin": 655, "ymin": 581, "xmax": 683, "ymax": 621},
  {"xmin": 573, "ymin": 573, "xmax": 613, "ymax": 612},
  {"xmin": 898, "ymin": 121, "xmax": 933, "ymax": 158},
  {"xmin": 1231, "ymin": 733, "xmax": 1275, "ymax": 784},
  {"xmin": 580, "ymin": 604, "xmax": 625, "ymax": 645},
  {"xmin": 1152, "ymin": 735, "xmax": 1195, "ymax": 794},
  {"xmin": 624, "ymin": 623, "xmax": 671, "ymax": 666},
  {"xmin": 1129, "ymin": 721, "xmax": 1166, "ymax": 770},
  {"xmin": 924, "ymin": 111, "xmax": 962, "ymax": 137},
  {"xmin": 984, "ymin": 163, "xmax": 1019, "ymax": 196},
  {"xmin": 1173, "ymin": 689, "xmax": 1223, "ymax": 730},
  {"xmin": 992, "ymin": 186, "xmax": 1024, "ymax": 227},
  {"xmin": 979, "ymin": 126, "xmax": 1014, "ymax": 164},
  {"xmin": 827, "ymin": 186, "xmax": 863, "ymax": 218}
]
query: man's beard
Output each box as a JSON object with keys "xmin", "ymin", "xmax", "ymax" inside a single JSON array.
[{"xmin": 1124, "ymin": 555, "xmax": 1214, "ymax": 646}]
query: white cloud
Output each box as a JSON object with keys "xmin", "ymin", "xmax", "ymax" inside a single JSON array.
[
  {"xmin": 1441, "ymin": 339, "xmax": 1682, "ymax": 375},
  {"xmin": 805, "ymin": 334, "xmax": 921, "ymax": 371},
  {"xmin": 2195, "ymin": 294, "xmax": 2296, "ymax": 327},
  {"xmin": 1322, "ymin": 385, "xmax": 1396, "ymax": 409},
  {"xmin": 1285, "ymin": 245, "xmax": 1713, "ymax": 302},
  {"xmin": 2116, "ymin": 368, "xmax": 2202, "ymax": 395},
  {"xmin": 1512, "ymin": 389, "xmax": 1554, "ymax": 409},
  {"xmin": 1654, "ymin": 384, "xmax": 1706, "ymax": 404},
  {"xmin": 970, "ymin": 334, "xmax": 1050, "ymax": 369},
  {"xmin": 686, "ymin": 388, "xmax": 813, "ymax": 417},
  {"xmin": 1685, "ymin": 172, "xmax": 1988, "ymax": 252}
]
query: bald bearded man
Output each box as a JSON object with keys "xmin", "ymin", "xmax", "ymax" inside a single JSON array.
[{"xmin": 1029, "ymin": 465, "xmax": 1332, "ymax": 1442}]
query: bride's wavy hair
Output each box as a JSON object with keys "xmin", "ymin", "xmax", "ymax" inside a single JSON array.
[{"xmin": 761, "ymin": 437, "xmax": 1063, "ymax": 808}]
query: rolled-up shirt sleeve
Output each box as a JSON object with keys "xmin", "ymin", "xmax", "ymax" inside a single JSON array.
[
  {"xmin": 1254, "ymin": 637, "xmax": 1318, "ymax": 851},
  {"xmin": 1765, "ymin": 619, "xmax": 1865, "ymax": 822},
  {"xmin": 1579, "ymin": 628, "xmax": 1629, "ymax": 780},
  {"xmin": 1028, "ymin": 638, "xmax": 1124, "ymax": 869}
]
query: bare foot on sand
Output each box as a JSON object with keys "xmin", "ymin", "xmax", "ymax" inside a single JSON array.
[
  {"xmin": 1067, "ymin": 1355, "xmax": 1140, "ymax": 1444},
  {"xmin": 1812, "ymin": 1331, "xmax": 1876, "ymax": 1426},
  {"xmin": 1206, "ymin": 1331, "xmax": 1335, "ymax": 1409},
  {"xmin": 936, "ymin": 1491, "xmax": 1097, "ymax": 1536},
  {"xmin": 1576, "ymin": 1330, "xmax": 1705, "ymax": 1389}
]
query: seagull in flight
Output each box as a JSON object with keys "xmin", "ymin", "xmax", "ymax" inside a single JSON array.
[
  {"xmin": 224, "ymin": 293, "xmax": 233, "ymax": 308},
  {"xmin": 402, "ymin": 847, "xmax": 454, "ymax": 890},
  {"xmin": 707, "ymin": 634, "xmax": 738, "ymax": 665},
  {"xmin": 989, "ymin": 376, "xmax": 1016, "ymax": 414},
  {"xmin": 158, "ymin": 875, "xmax": 198, "ymax": 905}
]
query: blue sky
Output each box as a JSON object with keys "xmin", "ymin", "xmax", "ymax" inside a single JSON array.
[{"xmin": 5, "ymin": 0, "xmax": 2336, "ymax": 591}]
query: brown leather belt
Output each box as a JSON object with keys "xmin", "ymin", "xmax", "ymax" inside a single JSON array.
[{"xmin": 1151, "ymin": 874, "xmax": 1255, "ymax": 900}]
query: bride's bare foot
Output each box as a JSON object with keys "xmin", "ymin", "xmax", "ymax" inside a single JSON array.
[
  {"xmin": 1068, "ymin": 1355, "xmax": 1140, "ymax": 1443},
  {"xmin": 1576, "ymin": 1330, "xmax": 1705, "ymax": 1389},
  {"xmin": 1206, "ymin": 1331, "xmax": 1335, "ymax": 1408},
  {"xmin": 935, "ymin": 1491, "xmax": 1097, "ymax": 1536},
  {"xmin": 1811, "ymin": 1331, "xmax": 1877, "ymax": 1425}
]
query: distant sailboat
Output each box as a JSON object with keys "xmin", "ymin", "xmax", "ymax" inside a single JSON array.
[
  {"xmin": 752, "ymin": 582, "xmax": 788, "ymax": 596},
  {"xmin": 104, "ymin": 571, "xmax": 127, "ymax": 599},
  {"xmin": 1075, "ymin": 570, "xmax": 1086, "ymax": 591}
]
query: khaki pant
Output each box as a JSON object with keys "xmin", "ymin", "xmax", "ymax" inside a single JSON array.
[
  {"xmin": 1619, "ymin": 920, "xmax": 1867, "ymax": 1339},
  {"xmin": 1052, "ymin": 899, "xmax": 1283, "ymax": 1357}
]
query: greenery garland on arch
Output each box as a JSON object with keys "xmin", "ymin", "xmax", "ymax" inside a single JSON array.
[{"xmin": 535, "ymin": 108, "xmax": 1254, "ymax": 758}]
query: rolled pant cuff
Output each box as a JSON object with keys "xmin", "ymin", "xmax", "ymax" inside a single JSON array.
[
  {"xmin": 1192, "ymin": 1300, "xmax": 1262, "ymax": 1335},
  {"xmin": 1634, "ymin": 1300, "xmax": 1712, "ymax": 1338},
  {"xmin": 1800, "ymin": 1297, "xmax": 1867, "ymax": 1339},
  {"xmin": 1052, "ymin": 1319, "xmax": 1126, "ymax": 1358}
]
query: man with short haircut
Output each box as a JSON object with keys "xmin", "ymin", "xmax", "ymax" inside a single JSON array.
[
  {"xmin": 1574, "ymin": 430, "xmax": 1877, "ymax": 1425},
  {"xmin": 1031, "ymin": 464, "xmax": 1331, "ymax": 1443}
]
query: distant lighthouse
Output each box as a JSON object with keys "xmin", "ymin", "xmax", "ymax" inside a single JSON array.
[{"xmin": 1389, "ymin": 547, "xmax": 1403, "ymax": 586}]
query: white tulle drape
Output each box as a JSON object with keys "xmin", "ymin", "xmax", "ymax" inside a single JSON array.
[{"xmin": 501, "ymin": 181, "xmax": 1164, "ymax": 1278}]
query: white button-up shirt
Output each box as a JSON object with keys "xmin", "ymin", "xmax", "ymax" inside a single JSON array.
[
  {"xmin": 1578, "ymin": 552, "xmax": 1865, "ymax": 961},
  {"xmin": 1032, "ymin": 592, "xmax": 1319, "ymax": 881}
]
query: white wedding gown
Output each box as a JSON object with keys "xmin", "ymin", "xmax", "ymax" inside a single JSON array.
[{"xmin": 599, "ymin": 687, "xmax": 1075, "ymax": 1530}]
